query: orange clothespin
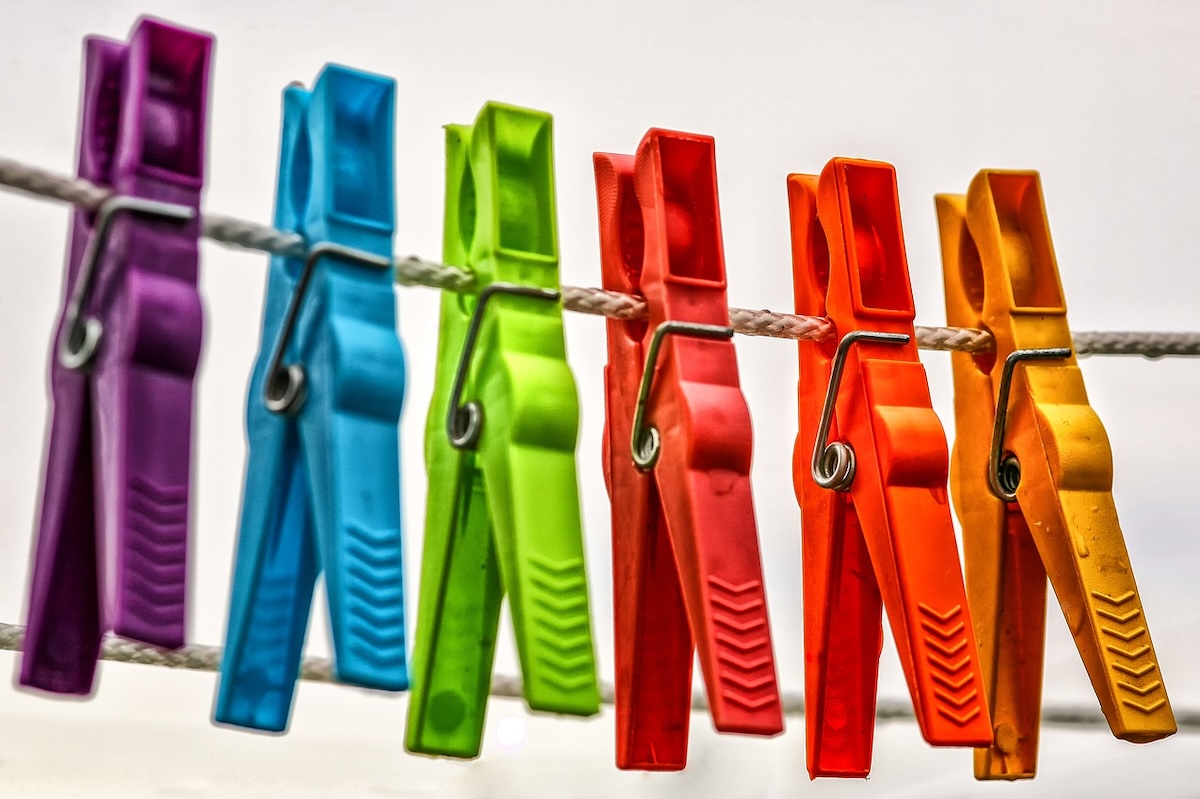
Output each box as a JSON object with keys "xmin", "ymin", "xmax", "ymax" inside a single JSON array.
[
  {"xmin": 787, "ymin": 159, "xmax": 992, "ymax": 778},
  {"xmin": 595, "ymin": 129, "xmax": 783, "ymax": 771},
  {"xmin": 935, "ymin": 170, "xmax": 1176, "ymax": 780}
]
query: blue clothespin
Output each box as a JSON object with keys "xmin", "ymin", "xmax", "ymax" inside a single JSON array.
[{"xmin": 214, "ymin": 65, "xmax": 408, "ymax": 733}]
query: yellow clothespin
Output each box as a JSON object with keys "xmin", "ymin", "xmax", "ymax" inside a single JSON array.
[{"xmin": 936, "ymin": 170, "xmax": 1176, "ymax": 780}]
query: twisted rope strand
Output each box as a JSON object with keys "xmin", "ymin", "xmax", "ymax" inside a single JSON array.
[
  {"xmin": 1072, "ymin": 330, "xmax": 1200, "ymax": 358},
  {"xmin": 1, "ymin": 622, "xmax": 1194, "ymax": 728},
  {"xmin": 4, "ymin": 156, "xmax": 1197, "ymax": 358}
]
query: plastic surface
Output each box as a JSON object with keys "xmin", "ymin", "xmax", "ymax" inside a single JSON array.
[
  {"xmin": 214, "ymin": 65, "xmax": 407, "ymax": 733},
  {"xmin": 935, "ymin": 170, "xmax": 1176, "ymax": 780},
  {"xmin": 786, "ymin": 160, "xmax": 992, "ymax": 778},
  {"xmin": 21, "ymin": 18, "xmax": 210, "ymax": 695},
  {"xmin": 593, "ymin": 130, "xmax": 782, "ymax": 771},
  {"xmin": 405, "ymin": 102, "xmax": 599, "ymax": 759}
]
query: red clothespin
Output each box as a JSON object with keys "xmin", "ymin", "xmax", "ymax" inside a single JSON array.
[
  {"xmin": 787, "ymin": 159, "xmax": 992, "ymax": 777},
  {"xmin": 595, "ymin": 129, "xmax": 783, "ymax": 771}
]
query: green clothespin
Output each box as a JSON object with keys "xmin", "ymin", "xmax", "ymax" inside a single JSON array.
[{"xmin": 406, "ymin": 102, "xmax": 600, "ymax": 758}]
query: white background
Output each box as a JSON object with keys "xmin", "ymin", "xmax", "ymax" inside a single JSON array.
[{"xmin": 0, "ymin": 1, "xmax": 1198, "ymax": 796}]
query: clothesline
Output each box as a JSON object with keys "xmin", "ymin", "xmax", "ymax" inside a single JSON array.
[
  {"xmin": 1, "ymin": 621, "xmax": 1194, "ymax": 731},
  {"xmin": 1, "ymin": 156, "xmax": 1197, "ymax": 359}
]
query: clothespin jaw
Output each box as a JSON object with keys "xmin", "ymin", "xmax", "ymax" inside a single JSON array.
[
  {"xmin": 596, "ymin": 130, "xmax": 782, "ymax": 771},
  {"xmin": 21, "ymin": 17, "xmax": 210, "ymax": 695},
  {"xmin": 596, "ymin": 149, "xmax": 690, "ymax": 770},
  {"xmin": 407, "ymin": 102, "xmax": 598, "ymax": 759},
  {"xmin": 787, "ymin": 172, "xmax": 883, "ymax": 778},
  {"xmin": 216, "ymin": 65, "xmax": 407, "ymax": 733},
  {"xmin": 788, "ymin": 158, "xmax": 992, "ymax": 777},
  {"xmin": 936, "ymin": 170, "xmax": 1175, "ymax": 779}
]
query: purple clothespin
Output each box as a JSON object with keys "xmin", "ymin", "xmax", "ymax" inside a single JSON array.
[{"xmin": 20, "ymin": 17, "xmax": 211, "ymax": 695}]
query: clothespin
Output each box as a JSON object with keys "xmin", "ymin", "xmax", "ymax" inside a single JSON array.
[
  {"xmin": 214, "ymin": 65, "xmax": 408, "ymax": 732},
  {"xmin": 786, "ymin": 159, "xmax": 993, "ymax": 777},
  {"xmin": 405, "ymin": 102, "xmax": 599, "ymax": 758},
  {"xmin": 594, "ymin": 129, "xmax": 783, "ymax": 771},
  {"xmin": 20, "ymin": 18, "xmax": 210, "ymax": 695},
  {"xmin": 935, "ymin": 170, "xmax": 1176, "ymax": 779}
]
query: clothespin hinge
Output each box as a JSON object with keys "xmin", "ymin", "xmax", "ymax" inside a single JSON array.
[
  {"xmin": 59, "ymin": 195, "xmax": 195, "ymax": 371},
  {"xmin": 445, "ymin": 281, "xmax": 561, "ymax": 449},
  {"xmin": 263, "ymin": 241, "xmax": 393, "ymax": 415},
  {"xmin": 986, "ymin": 347, "xmax": 1071, "ymax": 501},
  {"xmin": 629, "ymin": 320, "xmax": 733, "ymax": 470},
  {"xmin": 810, "ymin": 329, "xmax": 909, "ymax": 491}
]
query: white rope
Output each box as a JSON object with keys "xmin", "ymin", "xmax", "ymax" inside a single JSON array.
[
  {"xmin": 3, "ymin": 156, "xmax": 1197, "ymax": 358},
  {"xmin": 0, "ymin": 622, "xmax": 1190, "ymax": 729},
  {"xmin": 1072, "ymin": 330, "xmax": 1200, "ymax": 358}
]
